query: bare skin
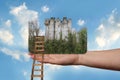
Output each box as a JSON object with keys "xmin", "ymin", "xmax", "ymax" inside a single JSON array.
[{"xmin": 30, "ymin": 48, "xmax": 120, "ymax": 71}]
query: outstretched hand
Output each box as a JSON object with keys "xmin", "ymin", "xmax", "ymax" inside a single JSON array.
[
  {"xmin": 30, "ymin": 48, "xmax": 120, "ymax": 71},
  {"xmin": 30, "ymin": 54, "xmax": 81, "ymax": 65}
]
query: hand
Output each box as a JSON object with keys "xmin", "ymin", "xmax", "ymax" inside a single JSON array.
[
  {"xmin": 30, "ymin": 48, "xmax": 120, "ymax": 71},
  {"xmin": 30, "ymin": 54, "xmax": 81, "ymax": 65}
]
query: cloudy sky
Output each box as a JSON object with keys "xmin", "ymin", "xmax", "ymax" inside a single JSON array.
[{"xmin": 0, "ymin": 0, "xmax": 120, "ymax": 80}]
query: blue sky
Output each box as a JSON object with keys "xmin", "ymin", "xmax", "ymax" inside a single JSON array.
[{"xmin": 0, "ymin": 0, "xmax": 120, "ymax": 80}]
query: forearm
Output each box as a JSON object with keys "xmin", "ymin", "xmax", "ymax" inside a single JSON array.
[{"xmin": 76, "ymin": 49, "xmax": 120, "ymax": 71}]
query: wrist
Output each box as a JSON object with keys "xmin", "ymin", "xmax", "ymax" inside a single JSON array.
[{"xmin": 73, "ymin": 54, "xmax": 85, "ymax": 65}]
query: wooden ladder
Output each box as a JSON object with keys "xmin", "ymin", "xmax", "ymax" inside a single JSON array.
[{"xmin": 31, "ymin": 36, "xmax": 44, "ymax": 80}]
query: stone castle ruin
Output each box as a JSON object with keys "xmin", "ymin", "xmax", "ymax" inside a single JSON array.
[
  {"xmin": 44, "ymin": 17, "xmax": 72, "ymax": 40},
  {"xmin": 28, "ymin": 17, "xmax": 87, "ymax": 54}
]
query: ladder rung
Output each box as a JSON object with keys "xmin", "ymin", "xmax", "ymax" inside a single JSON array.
[
  {"xmin": 35, "ymin": 49, "xmax": 44, "ymax": 52},
  {"xmin": 31, "ymin": 75, "xmax": 43, "ymax": 77},
  {"xmin": 35, "ymin": 41, "xmax": 44, "ymax": 43},
  {"xmin": 35, "ymin": 45, "xmax": 44, "ymax": 48},
  {"xmin": 35, "ymin": 38, "xmax": 44, "ymax": 40},
  {"xmin": 34, "ymin": 69, "xmax": 42, "ymax": 71},
  {"xmin": 34, "ymin": 64, "xmax": 42, "ymax": 66}
]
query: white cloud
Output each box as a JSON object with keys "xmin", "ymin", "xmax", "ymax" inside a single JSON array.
[
  {"xmin": 41, "ymin": 5, "xmax": 49, "ymax": 13},
  {"xmin": 108, "ymin": 8, "xmax": 117, "ymax": 24},
  {"xmin": 0, "ymin": 29, "xmax": 14, "ymax": 45},
  {"xmin": 97, "ymin": 24, "xmax": 104, "ymax": 31},
  {"xmin": 0, "ymin": 2, "xmax": 39, "ymax": 62},
  {"xmin": 96, "ymin": 9, "xmax": 120, "ymax": 49},
  {"xmin": 117, "ymin": 23, "xmax": 120, "ymax": 27},
  {"xmin": 10, "ymin": 2, "xmax": 38, "ymax": 48},
  {"xmin": 5, "ymin": 20, "xmax": 11, "ymax": 27},
  {"xmin": 0, "ymin": 47, "xmax": 30, "ymax": 61},
  {"xmin": 22, "ymin": 53, "xmax": 30, "ymax": 62},
  {"xmin": 45, "ymin": 64, "xmax": 62, "ymax": 71},
  {"xmin": 77, "ymin": 19, "xmax": 85, "ymax": 26},
  {"xmin": 0, "ymin": 19, "xmax": 13, "ymax": 45},
  {"xmin": 0, "ymin": 47, "xmax": 21, "ymax": 60},
  {"xmin": 96, "ymin": 37, "xmax": 106, "ymax": 48},
  {"xmin": 23, "ymin": 70, "xmax": 27, "ymax": 76},
  {"xmin": 72, "ymin": 66, "xmax": 81, "ymax": 69}
]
